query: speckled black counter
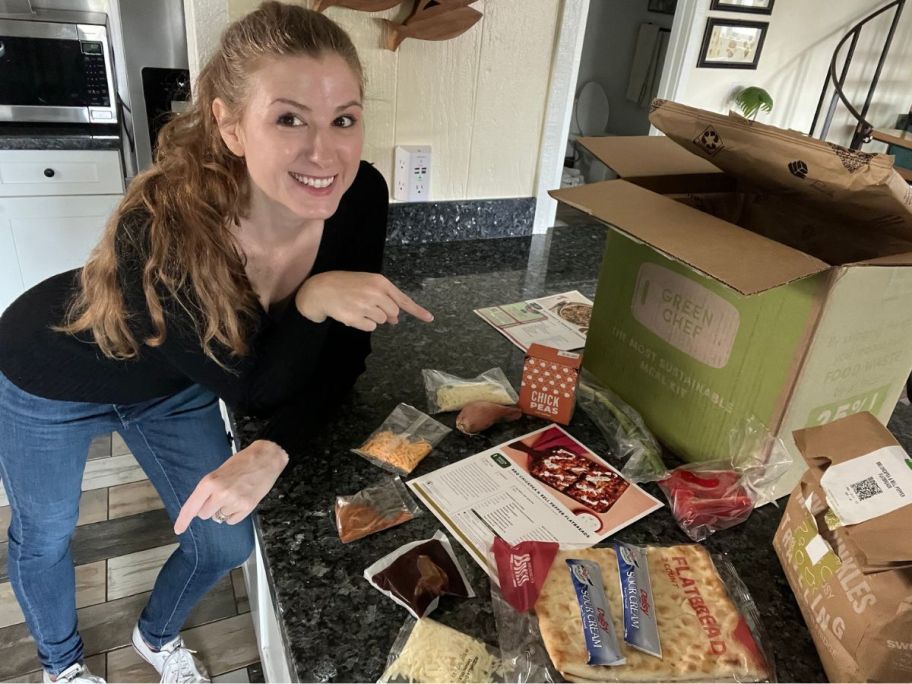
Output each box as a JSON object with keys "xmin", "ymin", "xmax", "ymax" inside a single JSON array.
[
  {"xmin": 386, "ymin": 197, "xmax": 535, "ymax": 244},
  {"xmin": 0, "ymin": 125, "xmax": 121, "ymax": 151},
  {"xmin": 236, "ymin": 223, "xmax": 905, "ymax": 683}
]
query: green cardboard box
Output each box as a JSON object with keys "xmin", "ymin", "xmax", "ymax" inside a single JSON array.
[{"xmin": 553, "ymin": 104, "xmax": 912, "ymax": 498}]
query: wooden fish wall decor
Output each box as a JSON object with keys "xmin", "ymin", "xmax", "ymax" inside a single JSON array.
[{"xmin": 314, "ymin": 0, "xmax": 484, "ymax": 51}]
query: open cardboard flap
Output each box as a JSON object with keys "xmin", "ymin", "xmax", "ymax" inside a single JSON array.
[
  {"xmin": 550, "ymin": 179, "xmax": 828, "ymax": 295},
  {"xmin": 577, "ymin": 135, "xmax": 722, "ymax": 178},
  {"xmin": 649, "ymin": 100, "xmax": 912, "ymax": 245},
  {"xmin": 793, "ymin": 412, "xmax": 912, "ymax": 571}
]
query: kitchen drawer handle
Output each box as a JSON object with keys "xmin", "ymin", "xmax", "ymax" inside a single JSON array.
[{"xmin": 43, "ymin": 168, "xmax": 56, "ymax": 178}]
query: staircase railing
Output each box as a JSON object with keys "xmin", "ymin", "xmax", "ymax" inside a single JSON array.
[{"xmin": 808, "ymin": 0, "xmax": 906, "ymax": 149}]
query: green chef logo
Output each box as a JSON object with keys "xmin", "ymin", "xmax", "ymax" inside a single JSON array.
[
  {"xmin": 491, "ymin": 453, "xmax": 511, "ymax": 468},
  {"xmin": 658, "ymin": 286, "xmax": 715, "ymax": 339},
  {"xmin": 632, "ymin": 262, "xmax": 740, "ymax": 369}
]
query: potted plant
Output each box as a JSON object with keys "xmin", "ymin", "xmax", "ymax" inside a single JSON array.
[{"xmin": 734, "ymin": 86, "xmax": 773, "ymax": 120}]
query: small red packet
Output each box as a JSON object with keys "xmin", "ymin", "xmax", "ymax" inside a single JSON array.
[{"xmin": 492, "ymin": 538, "xmax": 559, "ymax": 612}]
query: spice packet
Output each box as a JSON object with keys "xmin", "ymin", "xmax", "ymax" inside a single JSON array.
[
  {"xmin": 364, "ymin": 530, "xmax": 475, "ymax": 619},
  {"xmin": 334, "ymin": 476, "xmax": 421, "ymax": 544},
  {"xmin": 352, "ymin": 403, "xmax": 451, "ymax": 475},
  {"xmin": 378, "ymin": 617, "xmax": 504, "ymax": 683},
  {"xmin": 566, "ymin": 558, "xmax": 625, "ymax": 666},
  {"xmin": 614, "ymin": 541, "xmax": 661, "ymax": 658},
  {"xmin": 423, "ymin": 367, "xmax": 518, "ymax": 414}
]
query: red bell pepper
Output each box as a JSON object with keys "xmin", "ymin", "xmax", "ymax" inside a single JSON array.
[{"xmin": 658, "ymin": 468, "xmax": 754, "ymax": 541}]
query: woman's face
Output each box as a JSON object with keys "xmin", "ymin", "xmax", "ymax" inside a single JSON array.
[{"xmin": 215, "ymin": 53, "xmax": 364, "ymax": 222}]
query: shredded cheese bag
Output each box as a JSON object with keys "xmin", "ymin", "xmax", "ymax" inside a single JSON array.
[
  {"xmin": 351, "ymin": 404, "xmax": 451, "ymax": 475},
  {"xmin": 436, "ymin": 382, "xmax": 515, "ymax": 412},
  {"xmin": 379, "ymin": 618, "xmax": 503, "ymax": 683},
  {"xmin": 357, "ymin": 431, "xmax": 432, "ymax": 474},
  {"xmin": 423, "ymin": 368, "xmax": 518, "ymax": 413}
]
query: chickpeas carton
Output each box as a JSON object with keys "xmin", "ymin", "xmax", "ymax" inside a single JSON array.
[
  {"xmin": 551, "ymin": 100, "xmax": 912, "ymax": 499},
  {"xmin": 518, "ymin": 343, "xmax": 582, "ymax": 425},
  {"xmin": 773, "ymin": 412, "xmax": 912, "ymax": 683}
]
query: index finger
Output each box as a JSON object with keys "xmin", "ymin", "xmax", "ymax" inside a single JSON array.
[
  {"xmin": 174, "ymin": 483, "xmax": 212, "ymax": 535},
  {"xmin": 389, "ymin": 286, "xmax": 434, "ymax": 323}
]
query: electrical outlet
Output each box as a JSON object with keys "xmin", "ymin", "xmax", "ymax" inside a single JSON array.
[{"xmin": 393, "ymin": 145, "xmax": 431, "ymax": 201}]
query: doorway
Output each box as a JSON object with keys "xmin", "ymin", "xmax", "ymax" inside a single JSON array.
[
  {"xmin": 569, "ymin": 0, "xmax": 677, "ymax": 183},
  {"xmin": 533, "ymin": 0, "xmax": 699, "ymax": 232}
]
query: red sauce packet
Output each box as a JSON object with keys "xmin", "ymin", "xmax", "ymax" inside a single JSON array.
[{"xmin": 492, "ymin": 537, "xmax": 559, "ymax": 612}]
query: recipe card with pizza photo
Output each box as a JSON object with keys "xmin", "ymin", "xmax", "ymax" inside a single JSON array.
[
  {"xmin": 408, "ymin": 425, "xmax": 662, "ymax": 574},
  {"xmin": 474, "ymin": 290, "xmax": 593, "ymax": 352}
]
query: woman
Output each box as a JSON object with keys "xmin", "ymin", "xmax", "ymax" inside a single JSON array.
[{"xmin": 0, "ymin": 3, "xmax": 431, "ymax": 683}]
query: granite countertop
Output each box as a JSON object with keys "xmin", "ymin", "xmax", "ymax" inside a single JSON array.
[
  {"xmin": 0, "ymin": 125, "xmax": 121, "ymax": 151},
  {"xmin": 238, "ymin": 223, "xmax": 908, "ymax": 683}
]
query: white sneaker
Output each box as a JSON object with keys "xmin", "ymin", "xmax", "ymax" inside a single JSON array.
[
  {"xmin": 42, "ymin": 662, "xmax": 106, "ymax": 684},
  {"xmin": 131, "ymin": 623, "xmax": 210, "ymax": 684}
]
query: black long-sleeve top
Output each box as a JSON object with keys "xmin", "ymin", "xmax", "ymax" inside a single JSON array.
[{"xmin": 0, "ymin": 161, "xmax": 387, "ymax": 454}]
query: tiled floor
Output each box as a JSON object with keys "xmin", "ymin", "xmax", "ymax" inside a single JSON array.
[{"xmin": 0, "ymin": 434, "xmax": 262, "ymax": 683}]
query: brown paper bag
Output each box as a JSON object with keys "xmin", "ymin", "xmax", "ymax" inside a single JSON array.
[
  {"xmin": 773, "ymin": 412, "xmax": 912, "ymax": 682},
  {"xmin": 648, "ymin": 100, "xmax": 912, "ymax": 245}
]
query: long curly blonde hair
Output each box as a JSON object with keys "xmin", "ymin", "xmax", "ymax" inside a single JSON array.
[{"xmin": 58, "ymin": 1, "xmax": 363, "ymax": 365}]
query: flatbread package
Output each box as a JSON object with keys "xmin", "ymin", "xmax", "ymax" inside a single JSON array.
[{"xmin": 535, "ymin": 545, "xmax": 771, "ymax": 682}]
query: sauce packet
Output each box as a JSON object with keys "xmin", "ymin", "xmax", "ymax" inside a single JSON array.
[
  {"xmin": 364, "ymin": 530, "xmax": 475, "ymax": 618},
  {"xmin": 334, "ymin": 476, "xmax": 420, "ymax": 544}
]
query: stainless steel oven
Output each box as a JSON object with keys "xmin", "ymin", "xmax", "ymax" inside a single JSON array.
[{"xmin": 0, "ymin": 17, "xmax": 117, "ymax": 125}]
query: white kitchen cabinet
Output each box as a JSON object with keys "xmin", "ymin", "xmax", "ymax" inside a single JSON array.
[
  {"xmin": 0, "ymin": 150, "xmax": 124, "ymax": 314},
  {"xmin": 0, "ymin": 149, "xmax": 124, "ymax": 197}
]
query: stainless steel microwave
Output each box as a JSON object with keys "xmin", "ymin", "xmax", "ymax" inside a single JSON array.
[{"xmin": 0, "ymin": 18, "xmax": 117, "ymax": 125}]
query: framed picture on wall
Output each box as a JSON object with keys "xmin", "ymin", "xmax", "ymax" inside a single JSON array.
[
  {"xmin": 710, "ymin": 0, "xmax": 774, "ymax": 15},
  {"xmin": 698, "ymin": 18, "xmax": 768, "ymax": 69}
]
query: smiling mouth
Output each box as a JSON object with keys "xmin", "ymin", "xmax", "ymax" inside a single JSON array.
[{"xmin": 289, "ymin": 171, "xmax": 336, "ymax": 189}]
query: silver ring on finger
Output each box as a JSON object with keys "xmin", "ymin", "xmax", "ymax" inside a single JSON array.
[{"xmin": 213, "ymin": 508, "xmax": 229, "ymax": 524}]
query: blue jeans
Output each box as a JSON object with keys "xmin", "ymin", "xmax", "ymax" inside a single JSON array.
[{"xmin": 0, "ymin": 372, "xmax": 255, "ymax": 676}]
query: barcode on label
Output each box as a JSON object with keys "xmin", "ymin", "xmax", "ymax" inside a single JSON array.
[{"xmin": 851, "ymin": 476, "xmax": 882, "ymax": 501}]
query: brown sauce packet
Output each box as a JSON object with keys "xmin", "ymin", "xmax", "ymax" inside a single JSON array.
[{"xmin": 363, "ymin": 531, "xmax": 476, "ymax": 618}]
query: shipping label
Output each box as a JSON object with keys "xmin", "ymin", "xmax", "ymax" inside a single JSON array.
[{"xmin": 820, "ymin": 445, "xmax": 912, "ymax": 525}]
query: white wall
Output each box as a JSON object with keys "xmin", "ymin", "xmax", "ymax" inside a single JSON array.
[
  {"xmin": 672, "ymin": 0, "xmax": 912, "ymax": 149},
  {"xmin": 202, "ymin": 0, "xmax": 561, "ymax": 201},
  {"xmin": 576, "ymin": 0, "xmax": 674, "ymax": 136}
]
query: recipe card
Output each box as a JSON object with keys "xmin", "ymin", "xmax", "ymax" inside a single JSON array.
[
  {"xmin": 474, "ymin": 290, "xmax": 593, "ymax": 352},
  {"xmin": 408, "ymin": 425, "xmax": 662, "ymax": 575}
]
